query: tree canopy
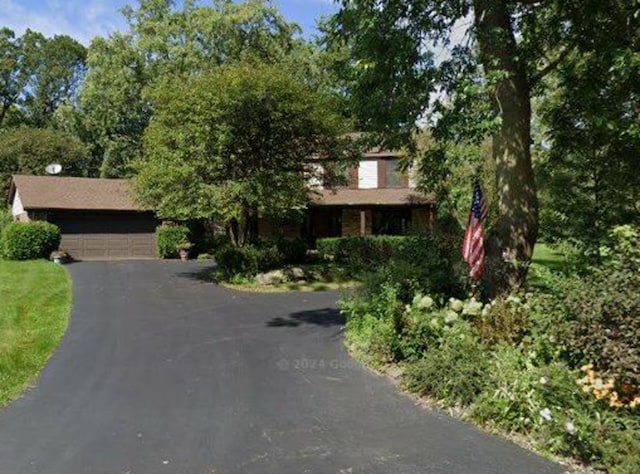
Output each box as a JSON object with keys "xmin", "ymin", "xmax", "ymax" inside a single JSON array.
[
  {"xmin": 0, "ymin": 126, "xmax": 91, "ymax": 195},
  {"xmin": 77, "ymin": 0, "xmax": 311, "ymax": 178},
  {"xmin": 0, "ymin": 28, "xmax": 86, "ymax": 129},
  {"xmin": 325, "ymin": 0, "xmax": 640, "ymax": 293},
  {"xmin": 135, "ymin": 62, "xmax": 354, "ymax": 246}
]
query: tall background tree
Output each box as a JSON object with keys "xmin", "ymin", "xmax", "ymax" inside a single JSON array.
[
  {"xmin": 325, "ymin": 0, "xmax": 640, "ymax": 293},
  {"xmin": 536, "ymin": 2, "xmax": 640, "ymax": 256},
  {"xmin": 77, "ymin": 0, "xmax": 308, "ymax": 177},
  {"xmin": 0, "ymin": 127, "xmax": 90, "ymax": 195},
  {"xmin": 0, "ymin": 28, "xmax": 85, "ymax": 129}
]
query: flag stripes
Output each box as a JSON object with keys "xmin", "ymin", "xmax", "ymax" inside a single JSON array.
[{"xmin": 462, "ymin": 181, "xmax": 487, "ymax": 281}]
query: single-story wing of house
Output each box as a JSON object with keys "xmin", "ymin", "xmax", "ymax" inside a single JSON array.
[{"xmin": 8, "ymin": 175, "xmax": 159, "ymax": 260}]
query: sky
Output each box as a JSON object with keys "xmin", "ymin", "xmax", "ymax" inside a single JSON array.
[{"xmin": 0, "ymin": 0, "xmax": 339, "ymax": 45}]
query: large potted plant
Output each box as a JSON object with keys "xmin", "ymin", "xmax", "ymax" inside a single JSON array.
[
  {"xmin": 50, "ymin": 250, "xmax": 70, "ymax": 264},
  {"xmin": 176, "ymin": 241, "xmax": 193, "ymax": 261}
]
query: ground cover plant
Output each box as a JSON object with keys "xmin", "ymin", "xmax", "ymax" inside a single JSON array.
[{"xmin": 0, "ymin": 260, "xmax": 71, "ymax": 407}]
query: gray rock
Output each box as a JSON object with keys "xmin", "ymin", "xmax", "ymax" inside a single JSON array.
[
  {"xmin": 255, "ymin": 270, "xmax": 284, "ymax": 285},
  {"xmin": 287, "ymin": 267, "xmax": 306, "ymax": 281}
]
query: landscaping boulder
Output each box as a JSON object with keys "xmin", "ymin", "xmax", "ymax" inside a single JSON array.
[
  {"xmin": 286, "ymin": 266, "xmax": 306, "ymax": 281},
  {"xmin": 255, "ymin": 270, "xmax": 285, "ymax": 285}
]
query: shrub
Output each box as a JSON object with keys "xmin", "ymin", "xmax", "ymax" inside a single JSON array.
[
  {"xmin": 474, "ymin": 295, "xmax": 530, "ymax": 346},
  {"xmin": 156, "ymin": 223, "xmax": 189, "ymax": 258},
  {"xmin": 214, "ymin": 245, "xmax": 282, "ymax": 279},
  {"xmin": 565, "ymin": 269, "xmax": 640, "ymax": 401},
  {"xmin": 257, "ymin": 236, "xmax": 308, "ymax": 265},
  {"xmin": 0, "ymin": 208, "xmax": 11, "ymax": 233},
  {"xmin": 404, "ymin": 323, "xmax": 489, "ymax": 406},
  {"xmin": 197, "ymin": 232, "xmax": 231, "ymax": 255},
  {"xmin": 317, "ymin": 235, "xmax": 409, "ymax": 273},
  {"xmin": 340, "ymin": 282, "xmax": 404, "ymax": 364},
  {"xmin": 2, "ymin": 221, "xmax": 61, "ymax": 260},
  {"xmin": 328, "ymin": 235, "xmax": 465, "ymax": 303}
]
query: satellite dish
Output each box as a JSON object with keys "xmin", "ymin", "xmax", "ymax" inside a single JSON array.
[{"xmin": 45, "ymin": 163, "xmax": 62, "ymax": 175}]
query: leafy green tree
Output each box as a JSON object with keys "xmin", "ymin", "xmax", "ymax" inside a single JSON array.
[
  {"xmin": 78, "ymin": 34, "xmax": 150, "ymax": 177},
  {"xmin": 326, "ymin": 0, "xmax": 639, "ymax": 293},
  {"xmin": 0, "ymin": 126, "xmax": 91, "ymax": 195},
  {"xmin": 22, "ymin": 34, "xmax": 86, "ymax": 127},
  {"xmin": 78, "ymin": 0, "xmax": 305, "ymax": 178},
  {"xmin": 135, "ymin": 63, "xmax": 353, "ymax": 246},
  {"xmin": 537, "ymin": 11, "xmax": 640, "ymax": 255},
  {"xmin": 0, "ymin": 28, "xmax": 37, "ymax": 128},
  {"xmin": 0, "ymin": 29, "xmax": 86, "ymax": 129}
]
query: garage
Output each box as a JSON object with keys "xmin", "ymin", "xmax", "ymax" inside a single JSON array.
[
  {"xmin": 49, "ymin": 211, "xmax": 157, "ymax": 260},
  {"xmin": 8, "ymin": 175, "xmax": 159, "ymax": 261}
]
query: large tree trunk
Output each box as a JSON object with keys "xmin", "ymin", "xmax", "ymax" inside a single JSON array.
[{"xmin": 474, "ymin": 0, "xmax": 539, "ymax": 295}]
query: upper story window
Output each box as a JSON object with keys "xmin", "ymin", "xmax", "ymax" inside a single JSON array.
[
  {"xmin": 380, "ymin": 158, "xmax": 407, "ymax": 188},
  {"xmin": 383, "ymin": 159, "xmax": 401, "ymax": 188}
]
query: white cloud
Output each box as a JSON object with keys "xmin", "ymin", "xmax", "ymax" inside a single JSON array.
[{"xmin": 0, "ymin": 0, "xmax": 127, "ymax": 45}]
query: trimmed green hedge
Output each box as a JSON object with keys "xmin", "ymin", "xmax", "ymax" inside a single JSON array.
[
  {"xmin": 318, "ymin": 235, "xmax": 464, "ymax": 298},
  {"xmin": 256, "ymin": 237, "xmax": 309, "ymax": 265},
  {"xmin": 215, "ymin": 245, "xmax": 280, "ymax": 279},
  {"xmin": 2, "ymin": 221, "xmax": 61, "ymax": 260},
  {"xmin": 156, "ymin": 224, "xmax": 190, "ymax": 258},
  {"xmin": 317, "ymin": 236, "xmax": 427, "ymax": 272}
]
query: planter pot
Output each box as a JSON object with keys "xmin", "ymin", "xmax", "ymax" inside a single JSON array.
[
  {"xmin": 179, "ymin": 249, "xmax": 189, "ymax": 261},
  {"xmin": 53, "ymin": 257, "xmax": 63, "ymax": 264}
]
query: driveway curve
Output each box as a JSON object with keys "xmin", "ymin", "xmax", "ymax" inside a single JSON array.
[{"xmin": 0, "ymin": 261, "xmax": 564, "ymax": 474}]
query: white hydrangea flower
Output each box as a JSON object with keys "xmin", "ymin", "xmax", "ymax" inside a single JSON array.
[
  {"xmin": 463, "ymin": 298, "xmax": 484, "ymax": 316},
  {"xmin": 539, "ymin": 376, "xmax": 548, "ymax": 385},
  {"xmin": 539, "ymin": 408, "xmax": 552, "ymax": 422},
  {"xmin": 417, "ymin": 295, "xmax": 434, "ymax": 310},
  {"xmin": 449, "ymin": 298, "xmax": 464, "ymax": 312},
  {"xmin": 444, "ymin": 310, "xmax": 459, "ymax": 324},
  {"xmin": 565, "ymin": 421, "xmax": 576, "ymax": 435},
  {"xmin": 506, "ymin": 295, "xmax": 522, "ymax": 305}
]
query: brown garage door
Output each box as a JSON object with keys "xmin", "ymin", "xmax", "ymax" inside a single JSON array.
[{"xmin": 50, "ymin": 211, "xmax": 158, "ymax": 261}]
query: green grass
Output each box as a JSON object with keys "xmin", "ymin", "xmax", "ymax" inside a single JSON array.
[
  {"xmin": 0, "ymin": 260, "xmax": 72, "ymax": 408},
  {"xmin": 532, "ymin": 243, "xmax": 565, "ymax": 272},
  {"xmin": 221, "ymin": 280, "xmax": 360, "ymax": 293},
  {"xmin": 219, "ymin": 263, "xmax": 360, "ymax": 293}
]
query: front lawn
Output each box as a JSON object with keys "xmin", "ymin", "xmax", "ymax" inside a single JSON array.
[
  {"xmin": 532, "ymin": 242, "xmax": 565, "ymax": 272},
  {"xmin": 0, "ymin": 260, "xmax": 71, "ymax": 407}
]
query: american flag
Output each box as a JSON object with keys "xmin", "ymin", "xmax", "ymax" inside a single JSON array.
[{"xmin": 462, "ymin": 181, "xmax": 488, "ymax": 280}]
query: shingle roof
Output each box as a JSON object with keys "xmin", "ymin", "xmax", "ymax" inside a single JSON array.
[
  {"xmin": 311, "ymin": 188, "xmax": 435, "ymax": 206},
  {"xmin": 10, "ymin": 175, "xmax": 148, "ymax": 212}
]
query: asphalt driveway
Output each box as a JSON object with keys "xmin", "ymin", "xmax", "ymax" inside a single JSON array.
[{"xmin": 0, "ymin": 261, "xmax": 565, "ymax": 474}]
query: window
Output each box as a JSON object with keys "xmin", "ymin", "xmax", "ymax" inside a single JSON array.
[{"xmin": 383, "ymin": 159, "xmax": 403, "ymax": 188}]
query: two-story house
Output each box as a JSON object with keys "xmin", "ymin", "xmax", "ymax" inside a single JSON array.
[{"xmin": 259, "ymin": 148, "xmax": 436, "ymax": 239}]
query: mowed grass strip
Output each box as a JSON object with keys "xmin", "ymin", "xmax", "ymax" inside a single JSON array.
[
  {"xmin": 531, "ymin": 243, "xmax": 565, "ymax": 272},
  {"xmin": 0, "ymin": 260, "xmax": 71, "ymax": 408}
]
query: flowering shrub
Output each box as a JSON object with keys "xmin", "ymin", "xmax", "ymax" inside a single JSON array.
[
  {"xmin": 577, "ymin": 364, "xmax": 640, "ymax": 409},
  {"xmin": 339, "ymin": 230, "xmax": 640, "ymax": 473}
]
